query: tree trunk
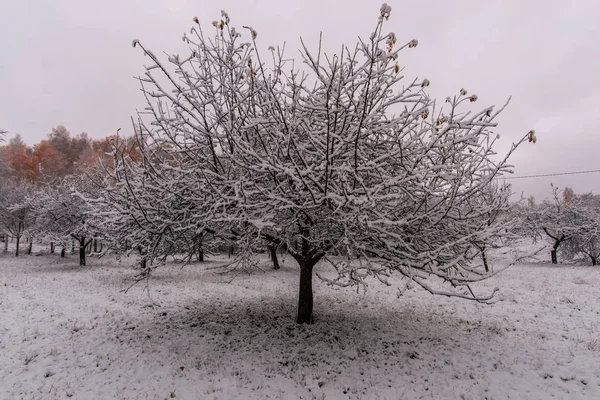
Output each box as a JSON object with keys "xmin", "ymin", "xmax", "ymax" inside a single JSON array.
[
  {"xmin": 71, "ymin": 238, "xmax": 75, "ymax": 254},
  {"xmin": 543, "ymin": 229, "xmax": 567, "ymax": 265},
  {"xmin": 93, "ymin": 234, "xmax": 98, "ymax": 253},
  {"xmin": 50, "ymin": 242, "xmax": 55, "ymax": 254},
  {"xmin": 269, "ymin": 244, "xmax": 280, "ymax": 270},
  {"xmin": 478, "ymin": 244, "xmax": 489, "ymax": 273},
  {"xmin": 550, "ymin": 234, "xmax": 562, "ymax": 264},
  {"xmin": 79, "ymin": 236, "xmax": 86, "ymax": 266},
  {"xmin": 140, "ymin": 258, "xmax": 147, "ymax": 269},
  {"xmin": 15, "ymin": 235, "xmax": 20, "ymax": 257},
  {"xmin": 198, "ymin": 246, "xmax": 204, "ymax": 262},
  {"xmin": 297, "ymin": 261, "xmax": 315, "ymax": 324},
  {"xmin": 4, "ymin": 236, "xmax": 8, "ymax": 253},
  {"xmin": 550, "ymin": 249, "xmax": 557, "ymax": 264},
  {"xmin": 60, "ymin": 247, "xmax": 66, "ymax": 257},
  {"xmin": 27, "ymin": 241, "xmax": 32, "ymax": 255},
  {"xmin": 589, "ymin": 253, "xmax": 597, "ymax": 266}
]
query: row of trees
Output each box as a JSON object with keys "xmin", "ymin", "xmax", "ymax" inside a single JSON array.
[
  {"xmin": 516, "ymin": 185, "xmax": 600, "ymax": 265},
  {"xmin": 1, "ymin": 4, "xmax": 549, "ymax": 324},
  {"xmin": 0, "ymin": 126, "xmax": 141, "ymax": 264},
  {"xmin": 0, "ymin": 126, "xmax": 118, "ymax": 183}
]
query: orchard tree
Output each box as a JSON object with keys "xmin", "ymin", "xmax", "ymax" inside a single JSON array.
[
  {"xmin": 117, "ymin": 4, "xmax": 534, "ymax": 324},
  {"xmin": 559, "ymin": 192, "xmax": 600, "ymax": 265},
  {"xmin": 29, "ymin": 179, "xmax": 95, "ymax": 265},
  {"xmin": 521, "ymin": 185, "xmax": 590, "ymax": 264},
  {"xmin": 77, "ymin": 134, "xmax": 206, "ymax": 268},
  {"xmin": 0, "ymin": 180, "xmax": 34, "ymax": 256}
]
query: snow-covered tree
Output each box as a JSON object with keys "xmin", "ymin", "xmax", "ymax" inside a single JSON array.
[
  {"xmin": 0, "ymin": 180, "xmax": 34, "ymax": 256},
  {"xmin": 76, "ymin": 134, "xmax": 215, "ymax": 271},
  {"xmin": 558, "ymin": 192, "xmax": 600, "ymax": 265},
  {"xmin": 519, "ymin": 185, "xmax": 594, "ymax": 264},
  {"xmin": 29, "ymin": 178, "xmax": 96, "ymax": 265},
  {"xmin": 112, "ymin": 5, "xmax": 534, "ymax": 323}
]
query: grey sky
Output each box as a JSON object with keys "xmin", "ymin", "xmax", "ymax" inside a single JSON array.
[{"xmin": 1, "ymin": 0, "xmax": 599, "ymax": 201}]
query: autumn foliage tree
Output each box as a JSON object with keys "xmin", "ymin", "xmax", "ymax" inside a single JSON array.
[
  {"xmin": 32, "ymin": 140, "xmax": 68, "ymax": 182},
  {"xmin": 2, "ymin": 135, "xmax": 37, "ymax": 182}
]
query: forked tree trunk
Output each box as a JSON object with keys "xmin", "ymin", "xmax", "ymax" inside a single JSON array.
[
  {"xmin": 269, "ymin": 244, "xmax": 280, "ymax": 270},
  {"xmin": 544, "ymin": 228, "xmax": 567, "ymax": 265},
  {"xmin": 297, "ymin": 261, "xmax": 315, "ymax": 324}
]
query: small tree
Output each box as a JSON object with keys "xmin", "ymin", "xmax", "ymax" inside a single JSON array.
[
  {"xmin": 29, "ymin": 179, "xmax": 94, "ymax": 265},
  {"xmin": 559, "ymin": 192, "xmax": 600, "ymax": 265},
  {"xmin": 77, "ymin": 134, "xmax": 208, "ymax": 269},
  {"xmin": 520, "ymin": 185, "xmax": 592, "ymax": 264},
  {"xmin": 0, "ymin": 180, "xmax": 34, "ymax": 256},
  {"xmin": 111, "ymin": 5, "xmax": 534, "ymax": 324}
]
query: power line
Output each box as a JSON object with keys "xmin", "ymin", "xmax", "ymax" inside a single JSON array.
[{"xmin": 500, "ymin": 169, "xmax": 600, "ymax": 180}]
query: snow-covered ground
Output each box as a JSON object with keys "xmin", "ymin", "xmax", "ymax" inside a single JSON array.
[{"xmin": 1, "ymin": 248, "xmax": 600, "ymax": 399}]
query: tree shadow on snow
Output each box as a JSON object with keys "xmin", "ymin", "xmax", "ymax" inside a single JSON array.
[{"xmin": 118, "ymin": 293, "xmax": 517, "ymax": 387}]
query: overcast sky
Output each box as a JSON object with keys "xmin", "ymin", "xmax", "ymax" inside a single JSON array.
[{"xmin": 1, "ymin": 0, "xmax": 599, "ymax": 201}]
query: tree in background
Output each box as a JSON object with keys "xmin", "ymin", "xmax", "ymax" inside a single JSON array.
[
  {"xmin": 48, "ymin": 126, "xmax": 72, "ymax": 162},
  {"xmin": 0, "ymin": 127, "xmax": 95, "ymax": 183},
  {"xmin": 557, "ymin": 192, "xmax": 600, "ymax": 265},
  {"xmin": 28, "ymin": 178, "xmax": 96, "ymax": 265},
  {"xmin": 518, "ymin": 185, "xmax": 593, "ymax": 264},
  {"xmin": 47, "ymin": 126, "xmax": 92, "ymax": 173},
  {"xmin": 117, "ymin": 4, "xmax": 534, "ymax": 324},
  {"xmin": 2, "ymin": 135, "xmax": 37, "ymax": 182},
  {"xmin": 78, "ymin": 133, "xmax": 216, "ymax": 271},
  {"xmin": 0, "ymin": 180, "xmax": 34, "ymax": 256},
  {"xmin": 32, "ymin": 140, "xmax": 68, "ymax": 182},
  {"xmin": 563, "ymin": 187, "xmax": 575, "ymax": 204},
  {"xmin": 0, "ymin": 129, "xmax": 8, "ymax": 177}
]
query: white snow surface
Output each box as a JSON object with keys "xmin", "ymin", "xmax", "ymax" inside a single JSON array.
[{"xmin": 1, "ymin": 249, "xmax": 600, "ymax": 399}]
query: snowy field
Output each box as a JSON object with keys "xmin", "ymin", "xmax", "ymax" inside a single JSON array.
[{"xmin": 1, "ymin": 248, "xmax": 600, "ymax": 399}]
